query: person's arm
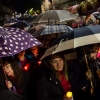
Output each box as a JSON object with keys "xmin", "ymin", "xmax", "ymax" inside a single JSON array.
[{"xmin": 37, "ymin": 77, "xmax": 64, "ymax": 100}]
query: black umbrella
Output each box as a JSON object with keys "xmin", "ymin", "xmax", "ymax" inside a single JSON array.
[{"xmin": 10, "ymin": 22, "xmax": 28, "ymax": 29}]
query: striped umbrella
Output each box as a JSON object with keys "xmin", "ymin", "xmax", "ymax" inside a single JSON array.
[{"xmin": 42, "ymin": 25, "xmax": 100, "ymax": 59}]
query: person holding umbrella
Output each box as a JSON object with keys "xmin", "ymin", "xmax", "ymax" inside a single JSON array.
[
  {"xmin": 86, "ymin": 44, "xmax": 100, "ymax": 100},
  {"xmin": 36, "ymin": 52, "xmax": 72, "ymax": 100},
  {"xmin": 2, "ymin": 57, "xmax": 30, "ymax": 100}
]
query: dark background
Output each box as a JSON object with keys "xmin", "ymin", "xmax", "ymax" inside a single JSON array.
[{"xmin": 2, "ymin": 0, "xmax": 84, "ymax": 14}]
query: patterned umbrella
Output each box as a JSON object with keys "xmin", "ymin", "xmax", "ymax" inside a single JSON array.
[
  {"xmin": 32, "ymin": 25, "xmax": 73, "ymax": 37},
  {"xmin": 0, "ymin": 27, "xmax": 42, "ymax": 57},
  {"xmin": 29, "ymin": 25, "xmax": 73, "ymax": 48}
]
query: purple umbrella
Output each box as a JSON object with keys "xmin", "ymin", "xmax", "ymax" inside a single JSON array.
[{"xmin": 0, "ymin": 27, "xmax": 42, "ymax": 57}]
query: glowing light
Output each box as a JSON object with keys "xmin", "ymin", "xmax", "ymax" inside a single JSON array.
[
  {"xmin": 23, "ymin": 63, "xmax": 30, "ymax": 71},
  {"xmin": 65, "ymin": 91, "xmax": 72, "ymax": 98},
  {"xmin": 38, "ymin": 61, "xmax": 41, "ymax": 65},
  {"xmin": 24, "ymin": 66, "xmax": 28, "ymax": 71}
]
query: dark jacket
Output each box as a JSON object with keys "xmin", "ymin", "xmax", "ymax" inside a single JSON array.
[
  {"xmin": 7, "ymin": 70, "xmax": 30, "ymax": 100},
  {"xmin": 0, "ymin": 90, "xmax": 23, "ymax": 100},
  {"xmin": 89, "ymin": 59, "xmax": 100, "ymax": 100},
  {"xmin": 25, "ymin": 54, "xmax": 41, "ymax": 100},
  {"xmin": 68, "ymin": 60, "xmax": 92, "ymax": 100},
  {"xmin": 37, "ymin": 66, "xmax": 65, "ymax": 100},
  {"xmin": 0, "ymin": 79, "xmax": 7, "ymax": 93}
]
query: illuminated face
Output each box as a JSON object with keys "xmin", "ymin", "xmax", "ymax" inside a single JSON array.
[
  {"xmin": 31, "ymin": 46, "xmax": 38, "ymax": 56},
  {"xmin": 3, "ymin": 62, "xmax": 14, "ymax": 77},
  {"xmin": 50, "ymin": 55, "xmax": 64, "ymax": 72},
  {"xmin": 17, "ymin": 50, "xmax": 25, "ymax": 60}
]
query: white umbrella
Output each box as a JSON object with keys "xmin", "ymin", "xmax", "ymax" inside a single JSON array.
[{"xmin": 31, "ymin": 10, "xmax": 76, "ymax": 24}]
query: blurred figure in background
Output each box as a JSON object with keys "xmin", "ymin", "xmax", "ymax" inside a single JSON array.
[
  {"xmin": 14, "ymin": 49, "xmax": 39, "ymax": 100},
  {"xmin": 26, "ymin": 46, "xmax": 46, "ymax": 100},
  {"xmin": 87, "ymin": 44, "xmax": 100, "ymax": 100},
  {"xmin": 65, "ymin": 47, "xmax": 93, "ymax": 100}
]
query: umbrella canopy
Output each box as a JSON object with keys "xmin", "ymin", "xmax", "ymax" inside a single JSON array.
[
  {"xmin": 31, "ymin": 13, "xmax": 43, "ymax": 24},
  {"xmin": 3, "ymin": 21, "xmax": 28, "ymax": 29},
  {"xmin": 0, "ymin": 27, "xmax": 42, "ymax": 57},
  {"xmin": 29, "ymin": 25, "xmax": 73, "ymax": 48},
  {"xmin": 32, "ymin": 24, "xmax": 73, "ymax": 37},
  {"xmin": 10, "ymin": 21, "xmax": 28, "ymax": 29},
  {"xmin": 31, "ymin": 10, "xmax": 76, "ymax": 24},
  {"xmin": 42, "ymin": 25, "xmax": 100, "ymax": 59}
]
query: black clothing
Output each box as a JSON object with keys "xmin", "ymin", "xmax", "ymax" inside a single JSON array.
[
  {"xmin": 0, "ymin": 79, "xmax": 7, "ymax": 93},
  {"xmin": 7, "ymin": 70, "xmax": 30, "ymax": 100},
  {"xmin": 0, "ymin": 90, "xmax": 23, "ymax": 100},
  {"xmin": 89, "ymin": 59, "xmax": 100, "ymax": 100},
  {"xmin": 68, "ymin": 61, "xmax": 93, "ymax": 100},
  {"xmin": 25, "ymin": 54, "xmax": 41, "ymax": 100},
  {"xmin": 37, "ymin": 67, "xmax": 65, "ymax": 100}
]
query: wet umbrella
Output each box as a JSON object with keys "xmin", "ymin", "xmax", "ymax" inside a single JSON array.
[
  {"xmin": 42, "ymin": 25, "xmax": 100, "ymax": 58},
  {"xmin": 29, "ymin": 24, "xmax": 73, "ymax": 48},
  {"xmin": 32, "ymin": 24, "xmax": 73, "ymax": 37},
  {"xmin": 31, "ymin": 10, "xmax": 76, "ymax": 24},
  {"xmin": 0, "ymin": 27, "xmax": 42, "ymax": 57},
  {"xmin": 10, "ymin": 21, "xmax": 28, "ymax": 29},
  {"xmin": 3, "ymin": 22, "xmax": 28, "ymax": 29},
  {"xmin": 41, "ymin": 25, "xmax": 100, "ymax": 95},
  {"xmin": 31, "ymin": 13, "xmax": 43, "ymax": 24}
]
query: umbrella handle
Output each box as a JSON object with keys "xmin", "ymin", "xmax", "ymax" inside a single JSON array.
[{"xmin": 83, "ymin": 47, "xmax": 94, "ymax": 96}]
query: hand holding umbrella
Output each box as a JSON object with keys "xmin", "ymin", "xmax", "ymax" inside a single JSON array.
[{"xmin": 5, "ymin": 80, "xmax": 13, "ymax": 89}]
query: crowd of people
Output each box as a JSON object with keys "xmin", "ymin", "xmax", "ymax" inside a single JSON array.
[
  {"xmin": 0, "ymin": 44, "xmax": 100, "ymax": 100},
  {"xmin": 0, "ymin": 0, "xmax": 100, "ymax": 100}
]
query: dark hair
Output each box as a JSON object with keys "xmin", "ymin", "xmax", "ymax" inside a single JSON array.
[
  {"xmin": 2, "ymin": 57, "xmax": 23, "ymax": 86},
  {"xmin": 77, "ymin": 0, "xmax": 97, "ymax": 16}
]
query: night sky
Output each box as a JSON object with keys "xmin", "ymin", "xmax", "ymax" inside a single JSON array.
[
  {"xmin": 2, "ymin": 0, "xmax": 85, "ymax": 14},
  {"xmin": 2, "ymin": 0, "xmax": 41, "ymax": 14}
]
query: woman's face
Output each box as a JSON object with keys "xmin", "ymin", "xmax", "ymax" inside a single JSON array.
[
  {"xmin": 3, "ymin": 62, "xmax": 14, "ymax": 77},
  {"xmin": 17, "ymin": 50, "xmax": 25, "ymax": 60},
  {"xmin": 50, "ymin": 55, "xmax": 64, "ymax": 72}
]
